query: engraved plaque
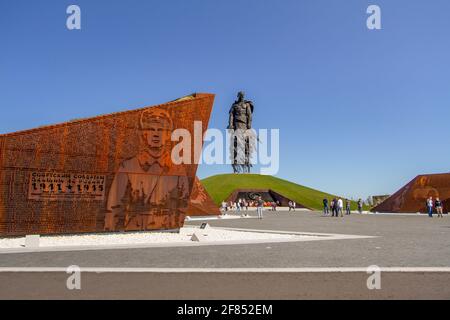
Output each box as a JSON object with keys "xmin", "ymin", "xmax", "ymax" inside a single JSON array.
[{"xmin": 28, "ymin": 172, "xmax": 106, "ymax": 201}]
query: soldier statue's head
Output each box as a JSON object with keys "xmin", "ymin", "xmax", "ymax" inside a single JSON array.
[
  {"xmin": 237, "ymin": 91, "xmax": 245, "ymax": 101},
  {"xmin": 139, "ymin": 108, "xmax": 173, "ymax": 160}
]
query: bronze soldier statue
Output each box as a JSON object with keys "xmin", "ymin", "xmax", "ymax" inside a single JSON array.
[{"xmin": 228, "ymin": 92, "xmax": 255, "ymax": 173}]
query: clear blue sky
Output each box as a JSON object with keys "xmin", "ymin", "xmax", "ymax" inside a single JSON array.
[{"xmin": 1, "ymin": 0, "xmax": 449, "ymax": 200}]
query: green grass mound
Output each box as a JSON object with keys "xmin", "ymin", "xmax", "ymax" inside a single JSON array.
[{"xmin": 201, "ymin": 174, "xmax": 359, "ymax": 211}]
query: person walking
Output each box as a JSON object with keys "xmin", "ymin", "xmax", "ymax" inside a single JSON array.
[
  {"xmin": 256, "ymin": 196, "xmax": 264, "ymax": 219},
  {"xmin": 435, "ymin": 198, "xmax": 443, "ymax": 218},
  {"xmin": 345, "ymin": 199, "xmax": 351, "ymax": 215},
  {"xmin": 337, "ymin": 198, "xmax": 344, "ymax": 217},
  {"xmin": 323, "ymin": 198, "xmax": 329, "ymax": 216},
  {"xmin": 357, "ymin": 199, "xmax": 363, "ymax": 214},
  {"xmin": 427, "ymin": 197, "xmax": 434, "ymax": 217},
  {"xmin": 331, "ymin": 198, "xmax": 336, "ymax": 217},
  {"xmin": 221, "ymin": 201, "xmax": 227, "ymax": 213}
]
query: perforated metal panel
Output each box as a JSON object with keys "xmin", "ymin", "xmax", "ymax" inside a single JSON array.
[{"xmin": 0, "ymin": 93, "xmax": 215, "ymax": 236}]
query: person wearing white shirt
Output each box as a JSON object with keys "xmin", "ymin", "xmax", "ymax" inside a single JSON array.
[
  {"xmin": 426, "ymin": 197, "xmax": 434, "ymax": 217},
  {"xmin": 337, "ymin": 198, "xmax": 344, "ymax": 217}
]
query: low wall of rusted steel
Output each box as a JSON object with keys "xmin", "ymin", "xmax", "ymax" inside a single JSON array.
[
  {"xmin": 0, "ymin": 93, "xmax": 215, "ymax": 236},
  {"xmin": 372, "ymin": 173, "xmax": 450, "ymax": 213}
]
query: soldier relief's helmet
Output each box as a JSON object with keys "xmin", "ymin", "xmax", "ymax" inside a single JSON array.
[{"xmin": 139, "ymin": 108, "xmax": 173, "ymax": 131}]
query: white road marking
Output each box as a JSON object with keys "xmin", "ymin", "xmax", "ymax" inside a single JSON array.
[{"xmin": 0, "ymin": 267, "xmax": 449, "ymax": 273}]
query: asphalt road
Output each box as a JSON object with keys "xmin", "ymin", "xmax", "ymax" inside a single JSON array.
[
  {"xmin": 1, "ymin": 271, "xmax": 449, "ymax": 299},
  {"xmin": 0, "ymin": 212, "xmax": 449, "ymax": 268},
  {"xmin": 1, "ymin": 212, "xmax": 449, "ymax": 299}
]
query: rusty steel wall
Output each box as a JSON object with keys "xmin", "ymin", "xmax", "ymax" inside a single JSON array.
[
  {"xmin": 0, "ymin": 93, "xmax": 215, "ymax": 236},
  {"xmin": 372, "ymin": 173, "xmax": 450, "ymax": 213},
  {"xmin": 186, "ymin": 177, "xmax": 220, "ymax": 216}
]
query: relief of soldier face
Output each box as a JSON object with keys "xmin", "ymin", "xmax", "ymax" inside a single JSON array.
[{"xmin": 141, "ymin": 118, "xmax": 171, "ymax": 158}]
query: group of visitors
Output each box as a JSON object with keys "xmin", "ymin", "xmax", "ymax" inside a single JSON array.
[
  {"xmin": 426, "ymin": 197, "xmax": 444, "ymax": 218},
  {"xmin": 221, "ymin": 199, "xmax": 249, "ymax": 212},
  {"xmin": 221, "ymin": 199, "xmax": 283, "ymax": 212},
  {"xmin": 220, "ymin": 195, "xmax": 447, "ymax": 220},
  {"xmin": 323, "ymin": 198, "xmax": 364, "ymax": 217},
  {"xmin": 221, "ymin": 198, "xmax": 268, "ymax": 218},
  {"xmin": 220, "ymin": 197, "xmax": 292, "ymax": 219}
]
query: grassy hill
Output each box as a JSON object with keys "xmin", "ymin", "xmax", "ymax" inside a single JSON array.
[{"xmin": 201, "ymin": 174, "xmax": 363, "ymax": 211}]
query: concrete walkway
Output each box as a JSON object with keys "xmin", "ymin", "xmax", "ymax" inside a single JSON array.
[{"xmin": 0, "ymin": 211, "xmax": 448, "ymax": 299}]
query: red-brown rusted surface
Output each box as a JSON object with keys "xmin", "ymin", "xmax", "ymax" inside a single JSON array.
[
  {"xmin": 0, "ymin": 93, "xmax": 215, "ymax": 236},
  {"xmin": 372, "ymin": 173, "xmax": 450, "ymax": 213},
  {"xmin": 186, "ymin": 177, "xmax": 220, "ymax": 216}
]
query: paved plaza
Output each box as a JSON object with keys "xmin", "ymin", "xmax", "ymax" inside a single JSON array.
[{"xmin": 0, "ymin": 211, "xmax": 449, "ymax": 299}]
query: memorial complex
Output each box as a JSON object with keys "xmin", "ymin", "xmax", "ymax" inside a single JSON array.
[
  {"xmin": 372, "ymin": 173, "xmax": 450, "ymax": 213},
  {"xmin": 0, "ymin": 93, "xmax": 215, "ymax": 236}
]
